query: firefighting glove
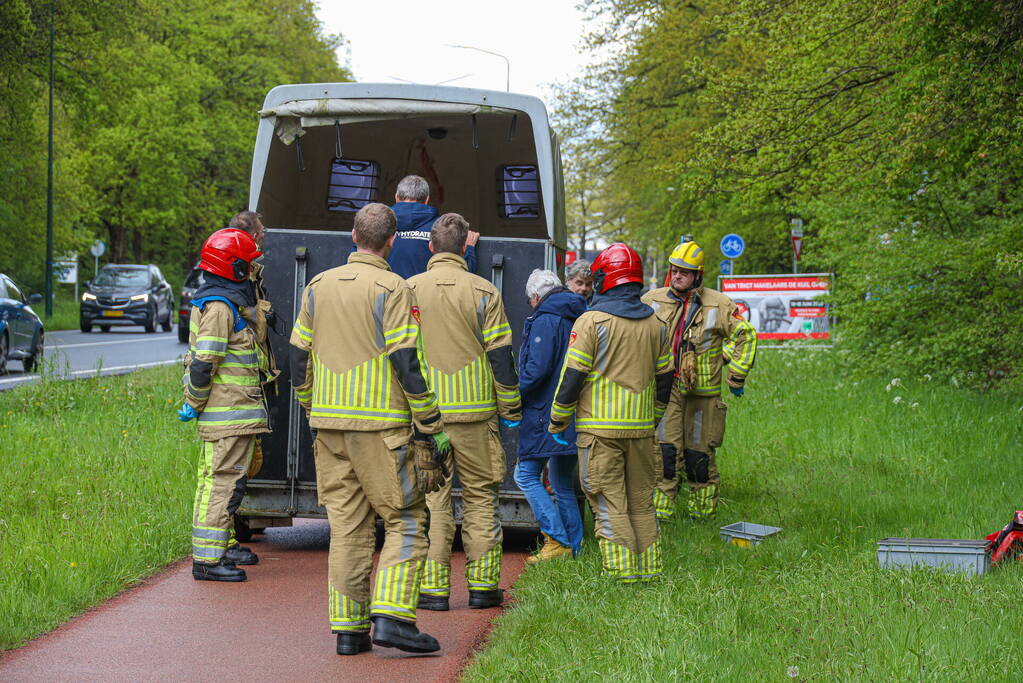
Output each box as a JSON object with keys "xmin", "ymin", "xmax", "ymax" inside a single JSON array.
[
  {"xmin": 177, "ymin": 403, "xmax": 198, "ymax": 422},
  {"xmin": 729, "ymin": 385, "xmax": 744, "ymax": 398},
  {"xmin": 247, "ymin": 440, "xmax": 264, "ymax": 478},
  {"xmin": 660, "ymin": 443, "xmax": 678, "ymax": 480},
  {"xmin": 412, "ymin": 433, "xmax": 450, "ymax": 494},
  {"xmin": 679, "ymin": 349, "xmax": 698, "ymax": 392},
  {"xmin": 499, "ymin": 418, "xmax": 520, "ymax": 428}
]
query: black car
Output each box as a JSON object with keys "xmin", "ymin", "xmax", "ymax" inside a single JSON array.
[
  {"xmin": 177, "ymin": 265, "xmax": 204, "ymax": 343},
  {"xmin": 80, "ymin": 264, "xmax": 174, "ymax": 333},
  {"xmin": 0, "ymin": 273, "xmax": 44, "ymax": 374}
]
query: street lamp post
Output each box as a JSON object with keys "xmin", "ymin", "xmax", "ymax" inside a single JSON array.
[{"xmin": 446, "ymin": 44, "xmax": 509, "ymax": 91}]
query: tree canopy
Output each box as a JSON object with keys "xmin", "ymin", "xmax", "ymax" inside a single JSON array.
[
  {"xmin": 554, "ymin": 0, "xmax": 1023, "ymax": 387},
  {"xmin": 0, "ymin": 0, "xmax": 350, "ymax": 290}
]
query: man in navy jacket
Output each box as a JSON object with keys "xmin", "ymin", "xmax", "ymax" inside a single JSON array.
[
  {"xmin": 387, "ymin": 175, "xmax": 479, "ymax": 279},
  {"xmin": 515, "ymin": 269, "xmax": 587, "ymax": 562}
]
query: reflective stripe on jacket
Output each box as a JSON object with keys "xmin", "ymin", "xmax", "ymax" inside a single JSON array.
[
  {"xmin": 289, "ymin": 252, "xmax": 442, "ymax": 432},
  {"xmin": 551, "ymin": 310, "xmax": 672, "ymax": 438},
  {"xmin": 408, "ymin": 252, "xmax": 521, "ymax": 424},
  {"xmin": 184, "ymin": 300, "xmax": 269, "ymax": 439},
  {"xmin": 642, "ymin": 286, "xmax": 757, "ymax": 396}
]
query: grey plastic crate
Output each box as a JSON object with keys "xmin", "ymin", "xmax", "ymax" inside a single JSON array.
[
  {"xmin": 877, "ymin": 538, "xmax": 990, "ymax": 576},
  {"xmin": 720, "ymin": 521, "xmax": 781, "ymax": 548}
]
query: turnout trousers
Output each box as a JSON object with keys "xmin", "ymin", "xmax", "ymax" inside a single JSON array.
[
  {"xmin": 421, "ymin": 417, "xmax": 505, "ymax": 597},
  {"xmin": 578, "ymin": 433, "xmax": 662, "ymax": 582},
  {"xmin": 653, "ymin": 387, "xmax": 728, "ymax": 520},
  {"xmin": 314, "ymin": 427, "xmax": 427, "ymax": 633},
  {"xmin": 192, "ymin": 435, "xmax": 255, "ymax": 564}
]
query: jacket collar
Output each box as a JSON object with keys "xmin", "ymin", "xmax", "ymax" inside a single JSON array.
[
  {"xmin": 668, "ymin": 286, "xmax": 702, "ymax": 308},
  {"xmin": 348, "ymin": 252, "xmax": 392, "ymax": 270},
  {"xmin": 426, "ymin": 252, "xmax": 468, "ymax": 271}
]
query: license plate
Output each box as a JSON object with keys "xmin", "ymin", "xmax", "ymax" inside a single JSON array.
[{"xmin": 102, "ymin": 310, "xmax": 124, "ymax": 317}]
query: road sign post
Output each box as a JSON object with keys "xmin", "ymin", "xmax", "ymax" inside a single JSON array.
[
  {"xmin": 90, "ymin": 240, "xmax": 106, "ymax": 279},
  {"xmin": 790, "ymin": 219, "xmax": 804, "ymax": 274}
]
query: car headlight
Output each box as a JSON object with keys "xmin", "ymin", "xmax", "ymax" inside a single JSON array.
[
  {"xmin": 130, "ymin": 294, "xmax": 149, "ymax": 303},
  {"xmin": 82, "ymin": 293, "xmax": 96, "ymax": 302}
]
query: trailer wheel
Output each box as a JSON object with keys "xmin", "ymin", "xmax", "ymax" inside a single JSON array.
[{"xmin": 233, "ymin": 514, "xmax": 253, "ymax": 543}]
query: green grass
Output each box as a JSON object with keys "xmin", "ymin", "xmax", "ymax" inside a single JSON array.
[
  {"xmin": 41, "ymin": 288, "xmax": 81, "ymax": 332},
  {"xmin": 466, "ymin": 351, "xmax": 1023, "ymax": 680},
  {"xmin": 0, "ymin": 366, "xmax": 195, "ymax": 650}
]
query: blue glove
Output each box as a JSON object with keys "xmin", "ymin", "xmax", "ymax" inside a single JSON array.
[
  {"xmin": 499, "ymin": 418, "xmax": 520, "ymax": 428},
  {"xmin": 552, "ymin": 433, "xmax": 570, "ymax": 446},
  {"xmin": 729, "ymin": 385, "xmax": 744, "ymax": 398},
  {"xmin": 178, "ymin": 403, "xmax": 198, "ymax": 422}
]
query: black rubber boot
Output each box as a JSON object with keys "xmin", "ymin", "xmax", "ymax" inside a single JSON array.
[
  {"xmin": 336, "ymin": 632, "xmax": 372, "ymax": 656},
  {"xmin": 192, "ymin": 558, "xmax": 246, "ymax": 582},
  {"xmin": 468, "ymin": 588, "xmax": 504, "ymax": 609},
  {"xmin": 370, "ymin": 616, "xmax": 440, "ymax": 653},
  {"xmin": 225, "ymin": 544, "xmax": 259, "ymax": 565},
  {"xmin": 417, "ymin": 593, "xmax": 450, "ymax": 611}
]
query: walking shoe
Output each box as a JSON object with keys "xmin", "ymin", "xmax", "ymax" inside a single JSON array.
[
  {"xmin": 225, "ymin": 544, "xmax": 259, "ymax": 565},
  {"xmin": 525, "ymin": 533, "xmax": 573, "ymax": 565},
  {"xmin": 336, "ymin": 632, "xmax": 372, "ymax": 655},
  {"xmin": 468, "ymin": 588, "xmax": 504, "ymax": 609},
  {"xmin": 192, "ymin": 558, "xmax": 246, "ymax": 582},
  {"xmin": 417, "ymin": 593, "xmax": 450, "ymax": 611},
  {"xmin": 370, "ymin": 616, "xmax": 440, "ymax": 653}
]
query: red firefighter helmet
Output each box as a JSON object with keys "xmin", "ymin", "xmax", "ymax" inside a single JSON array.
[
  {"xmin": 590, "ymin": 243, "xmax": 644, "ymax": 294},
  {"xmin": 199, "ymin": 228, "xmax": 262, "ymax": 282}
]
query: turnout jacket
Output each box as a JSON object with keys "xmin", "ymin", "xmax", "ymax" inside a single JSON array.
[
  {"xmin": 408, "ymin": 252, "xmax": 521, "ymax": 424},
  {"xmin": 249, "ymin": 260, "xmax": 281, "ymax": 391},
  {"xmin": 184, "ymin": 300, "xmax": 269, "ymax": 440},
  {"xmin": 289, "ymin": 252, "xmax": 442, "ymax": 433},
  {"xmin": 641, "ymin": 286, "xmax": 757, "ymax": 396},
  {"xmin": 550, "ymin": 305, "xmax": 674, "ymax": 439}
]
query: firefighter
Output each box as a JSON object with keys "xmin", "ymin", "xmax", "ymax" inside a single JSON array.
[
  {"xmin": 220, "ymin": 210, "xmax": 281, "ymax": 564},
  {"xmin": 641, "ymin": 241, "xmax": 757, "ymax": 521},
  {"xmin": 549, "ymin": 243, "xmax": 674, "ymax": 582},
  {"xmin": 178, "ymin": 228, "xmax": 268, "ymax": 582},
  {"xmin": 290, "ymin": 203, "xmax": 450, "ymax": 656},
  {"xmin": 408, "ymin": 213, "xmax": 521, "ymax": 611}
]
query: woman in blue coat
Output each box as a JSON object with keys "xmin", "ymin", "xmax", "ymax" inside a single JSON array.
[{"xmin": 515, "ymin": 269, "xmax": 587, "ymax": 562}]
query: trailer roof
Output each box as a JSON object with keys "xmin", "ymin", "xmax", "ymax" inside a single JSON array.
[{"xmin": 250, "ymin": 83, "xmax": 563, "ymax": 243}]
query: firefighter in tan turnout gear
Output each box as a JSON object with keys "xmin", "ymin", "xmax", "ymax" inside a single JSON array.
[
  {"xmin": 222, "ymin": 211, "xmax": 280, "ymax": 562},
  {"xmin": 179, "ymin": 228, "xmax": 269, "ymax": 582},
  {"xmin": 549, "ymin": 243, "xmax": 674, "ymax": 582},
  {"xmin": 290, "ymin": 203, "xmax": 450, "ymax": 656},
  {"xmin": 642, "ymin": 241, "xmax": 757, "ymax": 521},
  {"xmin": 408, "ymin": 213, "xmax": 522, "ymax": 611}
]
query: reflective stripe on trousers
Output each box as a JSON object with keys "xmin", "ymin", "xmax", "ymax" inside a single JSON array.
[
  {"xmin": 329, "ymin": 582, "xmax": 371, "ymax": 633},
  {"xmin": 420, "ymin": 558, "xmax": 452, "ymax": 597},
  {"xmin": 370, "ymin": 560, "xmax": 423, "ymax": 623}
]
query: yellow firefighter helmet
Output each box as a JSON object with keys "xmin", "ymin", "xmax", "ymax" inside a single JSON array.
[{"xmin": 668, "ymin": 241, "xmax": 704, "ymax": 272}]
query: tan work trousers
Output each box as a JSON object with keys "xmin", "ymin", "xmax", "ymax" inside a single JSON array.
[
  {"xmin": 655, "ymin": 388, "xmax": 728, "ymax": 518},
  {"xmin": 314, "ymin": 427, "xmax": 427, "ymax": 632},
  {"xmin": 192, "ymin": 435, "xmax": 254, "ymax": 564},
  {"xmin": 578, "ymin": 433, "xmax": 661, "ymax": 581},
  {"xmin": 421, "ymin": 417, "xmax": 505, "ymax": 596}
]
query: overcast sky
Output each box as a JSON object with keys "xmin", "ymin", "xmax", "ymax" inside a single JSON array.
[{"xmin": 316, "ymin": 0, "xmax": 591, "ymax": 102}]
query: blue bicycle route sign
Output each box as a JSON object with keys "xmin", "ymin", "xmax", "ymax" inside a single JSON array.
[{"xmin": 720, "ymin": 233, "xmax": 745, "ymax": 259}]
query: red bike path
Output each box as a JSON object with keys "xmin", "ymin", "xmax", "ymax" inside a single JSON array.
[{"xmin": 0, "ymin": 520, "xmax": 528, "ymax": 682}]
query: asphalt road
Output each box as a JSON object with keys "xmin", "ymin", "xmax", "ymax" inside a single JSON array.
[{"xmin": 0, "ymin": 327, "xmax": 186, "ymax": 391}]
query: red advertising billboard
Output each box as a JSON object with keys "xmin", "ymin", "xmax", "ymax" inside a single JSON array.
[{"xmin": 718, "ymin": 274, "xmax": 832, "ymax": 342}]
